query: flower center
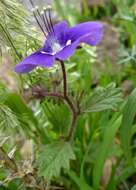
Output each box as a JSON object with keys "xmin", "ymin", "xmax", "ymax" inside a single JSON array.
[
  {"xmin": 51, "ymin": 39, "xmax": 72, "ymax": 54},
  {"xmin": 52, "ymin": 42, "xmax": 63, "ymax": 54},
  {"xmin": 41, "ymin": 39, "xmax": 72, "ymax": 55}
]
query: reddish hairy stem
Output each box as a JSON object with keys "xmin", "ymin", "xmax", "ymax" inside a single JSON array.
[
  {"xmin": 33, "ymin": 60, "xmax": 79, "ymax": 140},
  {"xmin": 65, "ymin": 96, "xmax": 78, "ymax": 140},
  {"xmin": 59, "ymin": 60, "xmax": 67, "ymax": 97},
  {"xmin": 59, "ymin": 60, "xmax": 79, "ymax": 140},
  {"xmin": 67, "ymin": 113, "xmax": 77, "ymax": 140},
  {"xmin": 33, "ymin": 89, "xmax": 65, "ymax": 100}
]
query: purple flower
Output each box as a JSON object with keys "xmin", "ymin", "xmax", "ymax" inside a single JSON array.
[{"xmin": 14, "ymin": 8, "xmax": 103, "ymax": 73}]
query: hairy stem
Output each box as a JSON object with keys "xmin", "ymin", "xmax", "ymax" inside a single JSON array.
[
  {"xmin": 32, "ymin": 88, "xmax": 65, "ymax": 100},
  {"xmin": 67, "ymin": 110, "xmax": 78, "ymax": 140},
  {"xmin": 59, "ymin": 60, "xmax": 67, "ymax": 97},
  {"xmin": 59, "ymin": 60, "xmax": 79, "ymax": 140},
  {"xmin": 33, "ymin": 61, "xmax": 80, "ymax": 140}
]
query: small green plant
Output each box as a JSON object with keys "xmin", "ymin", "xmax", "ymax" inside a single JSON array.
[{"xmin": 1, "ymin": 0, "xmax": 136, "ymax": 190}]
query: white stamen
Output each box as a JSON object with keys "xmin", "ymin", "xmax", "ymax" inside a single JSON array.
[
  {"xmin": 43, "ymin": 5, "xmax": 51, "ymax": 11},
  {"xmin": 41, "ymin": 51, "xmax": 56, "ymax": 56},
  {"xmin": 34, "ymin": 6, "xmax": 39, "ymax": 10},
  {"xmin": 31, "ymin": 6, "xmax": 38, "ymax": 12},
  {"xmin": 66, "ymin": 39, "xmax": 72, "ymax": 46},
  {"xmin": 41, "ymin": 11, "xmax": 44, "ymax": 15},
  {"xmin": 47, "ymin": 5, "xmax": 52, "ymax": 10},
  {"xmin": 41, "ymin": 51, "xmax": 47, "ymax": 54}
]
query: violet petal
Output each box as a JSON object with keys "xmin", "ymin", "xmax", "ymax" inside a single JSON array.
[
  {"xmin": 55, "ymin": 28, "xmax": 103, "ymax": 61},
  {"xmin": 14, "ymin": 51, "xmax": 54, "ymax": 73},
  {"xmin": 67, "ymin": 21, "xmax": 103, "ymax": 45}
]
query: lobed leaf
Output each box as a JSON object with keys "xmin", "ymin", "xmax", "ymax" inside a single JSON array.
[
  {"xmin": 37, "ymin": 142, "xmax": 76, "ymax": 180},
  {"xmin": 82, "ymin": 83, "xmax": 122, "ymax": 113}
]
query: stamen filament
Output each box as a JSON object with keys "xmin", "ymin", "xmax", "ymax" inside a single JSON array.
[
  {"xmin": 29, "ymin": 0, "xmax": 47, "ymax": 37},
  {"xmin": 29, "ymin": 0, "xmax": 34, "ymax": 7},
  {"xmin": 44, "ymin": 8, "xmax": 53, "ymax": 35},
  {"xmin": 44, "ymin": 7, "xmax": 58, "ymax": 43},
  {"xmin": 41, "ymin": 10, "xmax": 50, "ymax": 34},
  {"xmin": 29, "ymin": 0, "xmax": 59, "ymax": 51},
  {"xmin": 47, "ymin": 7, "xmax": 55, "ymax": 35},
  {"xmin": 33, "ymin": 10, "xmax": 47, "ymax": 37}
]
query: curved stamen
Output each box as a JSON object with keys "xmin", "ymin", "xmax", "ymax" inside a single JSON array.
[
  {"xmin": 47, "ymin": 6, "xmax": 55, "ymax": 36},
  {"xmin": 29, "ymin": 0, "xmax": 60, "ymax": 53},
  {"xmin": 29, "ymin": 0, "xmax": 34, "ymax": 7},
  {"xmin": 44, "ymin": 7, "xmax": 53, "ymax": 35},
  {"xmin": 29, "ymin": 0, "xmax": 55, "ymax": 37},
  {"xmin": 43, "ymin": 7, "xmax": 59, "ymax": 49},
  {"xmin": 29, "ymin": 0, "xmax": 47, "ymax": 37},
  {"xmin": 33, "ymin": 9, "xmax": 47, "ymax": 37},
  {"xmin": 41, "ymin": 10, "xmax": 51, "ymax": 34}
]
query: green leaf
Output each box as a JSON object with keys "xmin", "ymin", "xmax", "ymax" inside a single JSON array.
[
  {"xmin": 0, "ymin": 104, "xmax": 19, "ymax": 129},
  {"xmin": 1, "ymin": 93, "xmax": 45, "ymax": 142},
  {"xmin": 92, "ymin": 113, "xmax": 122, "ymax": 190},
  {"xmin": 120, "ymin": 88, "xmax": 136, "ymax": 163},
  {"xmin": 0, "ymin": 185, "xmax": 9, "ymax": 190},
  {"xmin": 82, "ymin": 83, "xmax": 122, "ymax": 113},
  {"xmin": 4, "ymin": 93, "xmax": 37, "ymax": 126},
  {"xmin": 37, "ymin": 142, "xmax": 75, "ymax": 179},
  {"xmin": 68, "ymin": 170, "xmax": 93, "ymax": 190},
  {"xmin": 131, "ymin": 185, "xmax": 136, "ymax": 190},
  {"xmin": 42, "ymin": 101, "xmax": 71, "ymax": 134},
  {"xmin": 115, "ymin": 165, "xmax": 136, "ymax": 188}
]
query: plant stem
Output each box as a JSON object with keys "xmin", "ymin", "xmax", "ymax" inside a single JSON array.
[
  {"xmin": 59, "ymin": 60, "xmax": 79, "ymax": 140},
  {"xmin": 67, "ymin": 109, "xmax": 78, "ymax": 141},
  {"xmin": 32, "ymin": 88, "xmax": 65, "ymax": 100},
  {"xmin": 33, "ymin": 61, "xmax": 80, "ymax": 140},
  {"xmin": 59, "ymin": 60, "xmax": 67, "ymax": 97}
]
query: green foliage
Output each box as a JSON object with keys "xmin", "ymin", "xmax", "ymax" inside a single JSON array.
[
  {"xmin": 0, "ymin": 0, "xmax": 40, "ymax": 61},
  {"xmin": 131, "ymin": 185, "xmax": 136, "ymax": 190},
  {"xmin": 93, "ymin": 114, "xmax": 122, "ymax": 189},
  {"xmin": 37, "ymin": 142, "xmax": 75, "ymax": 179},
  {"xmin": 0, "ymin": 0, "xmax": 26, "ymax": 59},
  {"xmin": 120, "ymin": 88, "xmax": 136, "ymax": 163},
  {"xmin": 0, "ymin": 104, "xmax": 19, "ymax": 129},
  {"xmin": 1, "ymin": 0, "xmax": 136, "ymax": 189},
  {"xmin": 41, "ymin": 101, "xmax": 71, "ymax": 134},
  {"xmin": 68, "ymin": 170, "xmax": 93, "ymax": 190},
  {"xmin": 82, "ymin": 83, "xmax": 122, "ymax": 113}
]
